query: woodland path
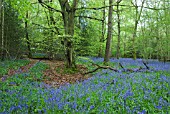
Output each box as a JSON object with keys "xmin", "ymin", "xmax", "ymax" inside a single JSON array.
[{"xmin": 3, "ymin": 59, "xmax": 90, "ymax": 87}]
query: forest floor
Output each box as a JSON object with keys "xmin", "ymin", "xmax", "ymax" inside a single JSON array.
[{"xmin": 7, "ymin": 59, "xmax": 91, "ymax": 87}]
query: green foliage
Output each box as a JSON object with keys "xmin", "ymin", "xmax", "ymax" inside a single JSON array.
[
  {"xmin": 0, "ymin": 60, "xmax": 30, "ymax": 76},
  {"xmin": 29, "ymin": 62, "xmax": 49, "ymax": 81},
  {"xmin": 0, "ymin": 60, "xmax": 49, "ymax": 113},
  {"xmin": 0, "ymin": 1, "xmax": 25, "ymax": 60}
]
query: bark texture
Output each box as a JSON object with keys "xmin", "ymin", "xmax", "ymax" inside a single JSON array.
[
  {"xmin": 104, "ymin": 0, "xmax": 113, "ymax": 63},
  {"xmin": 59, "ymin": 0, "xmax": 79, "ymax": 68}
]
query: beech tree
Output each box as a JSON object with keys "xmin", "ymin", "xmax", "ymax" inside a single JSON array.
[
  {"xmin": 38, "ymin": 0, "xmax": 78, "ymax": 68},
  {"xmin": 25, "ymin": 11, "xmax": 32, "ymax": 58},
  {"xmin": 104, "ymin": 0, "xmax": 113, "ymax": 63},
  {"xmin": 131, "ymin": 0, "xmax": 145, "ymax": 59},
  {"xmin": 116, "ymin": 0, "xmax": 122, "ymax": 59}
]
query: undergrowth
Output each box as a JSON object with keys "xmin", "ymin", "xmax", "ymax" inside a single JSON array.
[{"xmin": 0, "ymin": 57, "xmax": 170, "ymax": 113}]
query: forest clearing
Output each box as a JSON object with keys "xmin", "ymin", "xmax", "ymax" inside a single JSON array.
[{"xmin": 0, "ymin": 0, "xmax": 170, "ymax": 113}]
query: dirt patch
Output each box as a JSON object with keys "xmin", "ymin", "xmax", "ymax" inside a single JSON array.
[
  {"xmin": 8, "ymin": 60, "xmax": 38, "ymax": 76},
  {"xmin": 1, "ymin": 59, "xmax": 91, "ymax": 87},
  {"xmin": 1, "ymin": 60, "xmax": 38, "ymax": 81},
  {"xmin": 41, "ymin": 60, "xmax": 91, "ymax": 87}
]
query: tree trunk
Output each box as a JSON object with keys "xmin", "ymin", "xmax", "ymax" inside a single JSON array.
[
  {"xmin": 1, "ymin": 0, "xmax": 5, "ymax": 61},
  {"xmin": 25, "ymin": 11, "xmax": 32, "ymax": 58},
  {"xmin": 59, "ymin": 0, "xmax": 78, "ymax": 68},
  {"xmin": 104, "ymin": 0, "xmax": 113, "ymax": 63},
  {"xmin": 0, "ymin": 0, "xmax": 2, "ymax": 60},
  {"xmin": 131, "ymin": 0, "xmax": 145, "ymax": 60},
  {"xmin": 98, "ymin": 0, "xmax": 106, "ymax": 57},
  {"xmin": 116, "ymin": 1, "xmax": 122, "ymax": 59}
]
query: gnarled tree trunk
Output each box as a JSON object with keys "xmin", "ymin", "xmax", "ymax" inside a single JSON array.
[{"xmin": 59, "ymin": 0, "xmax": 78, "ymax": 68}]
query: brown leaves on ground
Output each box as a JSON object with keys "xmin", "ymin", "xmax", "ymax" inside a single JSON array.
[
  {"xmin": 1, "ymin": 60, "xmax": 37, "ymax": 81},
  {"xmin": 42, "ymin": 60, "xmax": 91, "ymax": 87},
  {"xmin": 8, "ymin": 60, "xmax": 37, "ymax": 76},
  {"xmin": 1, "ymin": 59, "xmax": 90, "ymax": 88}
]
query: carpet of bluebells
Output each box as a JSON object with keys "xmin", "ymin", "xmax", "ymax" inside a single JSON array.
[{"xmin": 0, "ymin": 58, "xmax": 170, "ymax": 114}]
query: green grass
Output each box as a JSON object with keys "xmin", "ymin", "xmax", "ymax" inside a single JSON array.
[{"xmin": 0, "ymin": 60, "xmax": 30, "ymax": 77}]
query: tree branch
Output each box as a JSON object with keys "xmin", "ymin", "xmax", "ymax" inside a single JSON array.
[
  {"xmin": 142, "ymin": 60, "xmax": 150, "ymax": 70},
  {"xmin": 83, "ymin": 61, "xmax": 153, "ymax": 75},
  {"xmin": 76, "ymin": 4, "xmax": 168, "ymax": 11},
  {"xmin": 32, "ymin": 22, "xmax": 58, "ymax": 34},
  {"xmin": 75, "ymin": 15, "xmax": 103, "ymax": 21},
  {"xmin": 83, "ymin": 62, "xmax": 119, "ymax": 75},
  {"xmin": 38, "ymin": 0, "xmax": 62, "ymax": 13}
]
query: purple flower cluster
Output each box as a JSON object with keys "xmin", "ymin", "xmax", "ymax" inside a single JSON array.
[
  {"xmin": 0, "ymin": 58, "xmax": 170, "ymax": 113},
  {"xmin": 91, "ymin": 57, "xmax": 170, "ymax": 72}
]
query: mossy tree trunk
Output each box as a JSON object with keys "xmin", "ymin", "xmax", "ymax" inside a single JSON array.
[
  {"xmin": 59, "ymin": 0, "xmax": 78, "ymax": 68},
  {"xmin": 25, "ymin": 11, "xmax": 32, "ymax": 58}
]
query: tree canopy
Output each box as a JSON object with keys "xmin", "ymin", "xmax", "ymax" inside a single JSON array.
[{"xmin": 0, "ymin": 0, "xmax": 170, "ymax": 65}]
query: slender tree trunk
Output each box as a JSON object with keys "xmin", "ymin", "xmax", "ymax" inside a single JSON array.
[
  {"xmin": 48, "ymin": 0, "xmax": 54, "ymax": 59},
  {"xmin": 123, "ymin": 32, "xmax": 127, "ymax": 58},
  {"xmin": 116, "ymin": 1, "xmax": 122, "ymax": 59},
  {"xmin": 104, "ymin": 0, "xmax": 113, "ymax": 63},
  {"xmin": 25, "ymin": 11, "xmax": 32, "ymax": 58},
  {"xmin": 0, "ymin": 0, "xmax": 2, "ymax": 60},
  {"xmin": 163, "ymin": 0, "xmax": 169, "ymax": 61},
  {"xmin": 131, "ymin": 0, "xmax": 145, "ymax": 60},
  {"xmin": 1, "ymin": 0, "xmax": 5, "ymax": 61},
  {"xmin": 98, "ymin": 0, "xmax": 105, "ymax": 57},
  {"xmin": 155, "ymin": 10, "xmax": 160, "ymax": 60}
]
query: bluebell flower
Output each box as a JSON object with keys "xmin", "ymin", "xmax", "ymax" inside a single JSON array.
[
  {"xmin": 72, "ymin": 102, "xmax": 77, "ymax": 109},
  {"xmin": 17, "ymin": 105, "xmax": 22, "ymax": 110},
  {"xmin": 58, "ymin": 103, "xmax": 64, "ymax": 110},
  {"xmin": 86, "ymin": 97, "xmax": 90, "ymax": 102},
  {"xmin": 104, "ymin": 109, "xmax": 107, "ymax": 113},
  {"xmin": 123, "ymin": 89, "xmax": 133, "ymax": 100},
  {"xmin": 155, "ymin": 105, "xmax": 162, "ymax": 110},
  {"xmin": 90, "ymin": 105, "xmax": 95, "ymax": 110},
  {"xmin": 158, "ymin": 97, "xmax": 168, "ymax": 106},
  {"xmin": 9, "ymin": 82, "xmax": 16, "ymax": 85},
  {"xmin": 138, "ymin": 110, "xmax": 146, "ymax": 114},
  {"xmin": 160, "ymin": 75, "xmax": 168, "ymax": 82}
]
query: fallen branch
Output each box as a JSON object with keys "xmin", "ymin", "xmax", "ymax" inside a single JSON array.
[
  {"xmin": 142, "ymin": 60, "xmax": 150, "ymax": 70},
  {"xmin": 83, "ymin": 61, "xmax": 153, "ymax": 75},
  {"xmin": 83, "ymin": 62, "xmax": 119, "ymax": 75},
  {"xmin": 119, "ymin": 63, "xmax": 125, "ymax": 70}
]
